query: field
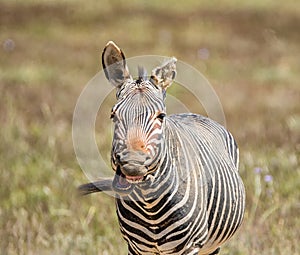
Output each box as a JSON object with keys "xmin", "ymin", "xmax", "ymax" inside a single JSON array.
[{"xmin": 0, "ymin": 0, "xmax": 299, "ymax": 254}]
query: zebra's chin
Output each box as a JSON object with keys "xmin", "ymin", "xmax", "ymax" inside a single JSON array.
[{"xmin": 112, "ymin": 166, "xmax": 144, "ymax": 195}]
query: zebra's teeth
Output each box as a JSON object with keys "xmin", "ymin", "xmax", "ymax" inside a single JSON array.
[{"xmin": 125, "ymin": 175, "xmax": 144, "ymax": 183}]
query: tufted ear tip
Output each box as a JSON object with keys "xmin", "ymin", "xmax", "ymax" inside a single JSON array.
[
  {"xmin": 104, "ymin": 41, "xmax": 122, "ymax": 54},
  {"xmin": 105, "ymin": 40, "xmax": 117, "ymax": 47},
  {"xmin": 170, "ymin": 57, "xmax": 177, "ymax": 64}
]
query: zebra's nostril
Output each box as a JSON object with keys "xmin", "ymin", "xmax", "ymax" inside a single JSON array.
[{"xmin": 115, "ymin": 153, "xmax": 121, "ymax": 162}]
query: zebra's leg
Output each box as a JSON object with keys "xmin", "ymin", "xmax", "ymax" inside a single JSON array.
[{"xmin": 209, "ymin": 247, "xmax": 220, "ymax": 255}]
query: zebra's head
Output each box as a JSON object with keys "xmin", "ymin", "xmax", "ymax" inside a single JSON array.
[{"xmin": 102, "ymin": 41, "xmax": 176, "ymax": 194}]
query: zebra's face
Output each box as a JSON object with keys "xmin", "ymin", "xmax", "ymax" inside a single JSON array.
[
  {"xmin": 110, "ymin": 81, "xmax": 166, "ymax": 191},
  {"xmin": 102, "ymin": 41, "xmax": 176, "ymax": 194}
]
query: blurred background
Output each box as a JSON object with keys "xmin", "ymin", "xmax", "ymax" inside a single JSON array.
[{"xmin": 0, "ymin": 0, "xmax": 299, "ymax": 254}]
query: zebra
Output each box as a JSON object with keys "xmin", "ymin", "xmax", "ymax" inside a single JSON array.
[{"xmin": 79, "ymin": 41, "xmax": 245, "ymax": 255}]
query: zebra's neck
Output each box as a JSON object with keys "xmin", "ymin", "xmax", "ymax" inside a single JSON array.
[{"xmin": 128, "ymin": 136, "xmax": 180, "ymax": 204}]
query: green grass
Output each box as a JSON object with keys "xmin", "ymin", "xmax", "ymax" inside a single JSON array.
[{"xmin": 0, "ymin": 0, "xmax": 299, "ymax": 254}]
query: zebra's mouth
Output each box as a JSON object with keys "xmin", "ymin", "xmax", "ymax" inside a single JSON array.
[{"xmin": 112, "ymin": 166, "xmax": 144, "ymax": 194}]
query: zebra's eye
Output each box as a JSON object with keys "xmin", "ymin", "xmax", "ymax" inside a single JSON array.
[
  {"xmin": 156, "ymin": 112, "xmax": 166, "ymax": 122},
  {"xmin": 110, "ymin": 111, "xmax": 116, "ymax": 120}
]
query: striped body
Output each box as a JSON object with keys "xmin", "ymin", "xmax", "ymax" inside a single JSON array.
[
  {"xmin": 100, "ymin": 41, "xmax": 245, "ymax": 255},
  {"xmin": 116, "ymin": 114, "xmax": 245, "ymax": 255}
]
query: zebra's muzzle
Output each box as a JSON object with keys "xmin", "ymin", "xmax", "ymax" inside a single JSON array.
[
  {"xmin": 112, "ymin": 165, "xmax": 147, "ymax": 195},
  {"xmin": 112, "ymin": 166, "xmax": 135, "ymax": 195},
  {"xmin": 112, "ymin": 150, "xmax": 151, "ymax": 194},
  {"xmin": 115, "ymin": 150, "xmax": 150, "ymax": 175}
]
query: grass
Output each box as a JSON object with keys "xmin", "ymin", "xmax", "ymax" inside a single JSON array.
[{"xmin": 0, "ymin": 0, "xmax": 299, "ymax": 254}]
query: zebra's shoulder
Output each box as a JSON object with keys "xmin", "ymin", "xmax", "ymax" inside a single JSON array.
[{"xmin": 166, "ymin": 113, "xmax": 239, "ymax": 170}]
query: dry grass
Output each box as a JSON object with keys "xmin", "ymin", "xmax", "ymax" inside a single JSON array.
[{"xmin": 0, "ymin": 1, "xmax": 299, "ymax": 254}]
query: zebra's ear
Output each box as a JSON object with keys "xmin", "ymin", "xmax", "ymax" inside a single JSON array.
[
  {"xmin": 151, "ymin": 57, "xmax": 177, "ymax": 90},
  {"xmin": 102, "ymin": 41, "xmax": 131, "ymax": 88}
]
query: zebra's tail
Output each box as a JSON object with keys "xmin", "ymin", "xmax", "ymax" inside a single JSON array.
[{"xmin": 78, "ymin": 179, "xmax": 113, "ymax": 196}]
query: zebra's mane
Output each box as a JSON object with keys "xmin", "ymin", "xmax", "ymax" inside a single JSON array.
[{"xmin": 136, "ymin": 66, "xmax": 148, "ymax": 84}]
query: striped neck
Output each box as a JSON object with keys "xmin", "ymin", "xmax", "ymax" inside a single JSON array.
[{"xmin": 128, "ymin": 131, "xmax": 179, "ymax": 203}]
